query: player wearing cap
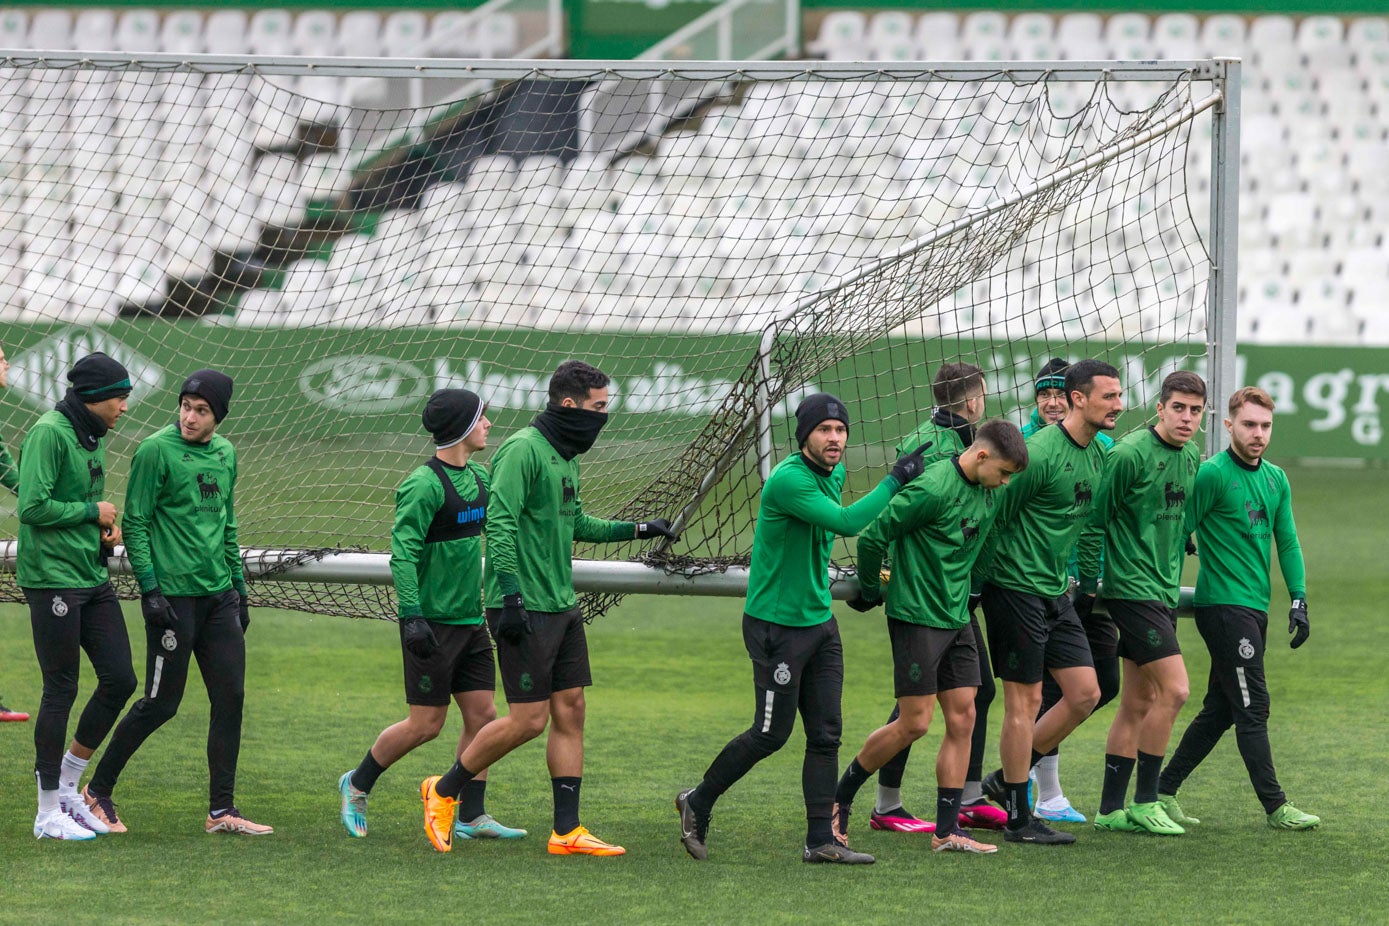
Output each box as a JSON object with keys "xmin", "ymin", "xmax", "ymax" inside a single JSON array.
[
  {"xmin": 674, "ymin": 393, "xmax": 931, "ymax": 865},
  {"xmin": 83, "ymin": 371, "xmax": 270, "ymax": 835},
  {"xmin": 338, "ymin": 389, "xmax": 524, "ymax": 844},
  {"xmin": 19, "ymin": 352, "xmax": 137, "ymax": 840}
]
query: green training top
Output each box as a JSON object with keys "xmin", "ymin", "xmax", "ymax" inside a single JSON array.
[
  {"xmin": 977, "ymin": 422, "xmax": 1107, "ymax": 599},
  {"xmin": 0, "ymin": 435, "xmax": 18, "ymax": 494},
  {"xmin": 894, "ymin": 411, "xmax": 970, "ymax": 461},
  {"xmin": 746, "ymin": 453, "xmax": 900, "ymax": 628},
  {"xmin": 391, "ymin": 459, "xmax": 488, "ymax": 624},
  {"xmin": 482, "ymin": 426, "xmax": 634, "ymax": 613},
  {"xmin": 16, "ymin": 410, "xmax": 109, "ymax": 590},
  {"xmin": 1095, "ymin": 427, "xmax": 1201, "ymax": 607},
  {"xmin": 124, "ymin": 424, "xmax": 245, "ymax": 598},
  {"xmin": 1021, "ymin": 409, "xmax": 1115, "ymax": 449},
  {"xmin": 857, "ymin": 456, "xmax": 1002, "ymax": 629},
  {"xmin": 1185, "ymin": 448, "xmax": 1306, "ymax": 610}
]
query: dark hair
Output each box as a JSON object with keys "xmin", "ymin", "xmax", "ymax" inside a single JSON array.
[
  {"xmin": 548, "ymin": 359, "xmax": 610, "ymax": 405},
  {"xmin": 1228, "ymin": 385, "xmax": 1275, "ymax": 416},
  {"xmin": 1159, "ymin": 370, "xmax": 1207, "ymax": 405},
  {"xmin": 932, "ymin": 362, "xmax": 985, "ymax": 410},
  {"xmin": 1064, "ymin": 359, "xmax": 1121, "ymax": 407},
  {"xmin": 974, "ymin": 418, "xmax": 1028, "ymax": 468}
]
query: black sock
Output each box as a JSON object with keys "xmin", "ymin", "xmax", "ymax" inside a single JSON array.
[
  {"xmin": 1005, "ymin": 780, "xmax": 1031, "ymax": 829},
  {"xmin": 936, "ymin": 787, "xmax": 963, "ymax": 836},
  {"xmin": 552, "ymin": 777, "xmax": 582, "ymax": 835},
  {"xmin": 687, "ymin": 783, "xmax": 714, "ymax": 817},
  {"xmin": 834, "ymin": 757, "xmax": 872, "ymax": 808},
  {"xmin": 1100, "ymin": 754, "xmax": 1136, "ymax": 814},
  {"xmin": 1134, "ymin": 751, "xmax": 1163, "ymax": 804},
  {"xmin": 806, "ymin": 815, "xmax": 834, "ymax": 847},
  {"xmin": 351, "ymin": 749, "xmax": 388, "ymax": 794},
  {"xmin": 436, "ymin": 760, "xmax": 478, "ymax": 799},
  {"xmin": 460, "ymin": 778, "xmax": 487, "ymax": 822},
  {"xmin": 1030, "ymin": 749, "xmax": 1045, "ymax": 770}
]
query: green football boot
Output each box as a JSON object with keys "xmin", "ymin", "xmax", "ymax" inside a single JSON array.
[
  {"xmin": 1093, "ymin": 808, "xmax": 1143, "ymax": 833},
  {"xmin": 1267, "ymin": 803, "xmax": 1320, "ymax": 830},
  {"xmin": 1158, "ymin": 793, "xmax": 1199, "ymax": 826},
  {"xmin": 1128, "ymin": 801, "xmax": 1185, "ymax": 835}
]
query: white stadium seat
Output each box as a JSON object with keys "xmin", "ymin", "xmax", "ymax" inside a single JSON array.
[
  {"xmin": 1152, "ymin": 13, "xmax": 1199, "ymax": 59},
  {"xmin": 383, "ymin": 11, "xmax": 429, "ymax": 58},
  {"xmin": 293, "ymin": 11, "xmax": 338, "ymax": 57},
  {"xmin": 1104, "ymin": 13, "xmax": 1152, "ymax": 59},
  {"xmin": 338, "ymin": 11, "xmax": 382, "ymax": 57},
  {"xmin": 204, "ymin": 11, "xmax": 249, "ymax": 55},
  {"xmin": 1198, "ymin": 14, "xmax": 1246, "ymax": 56},
  {"xmin": 73, "ymin": 9, "xmax": 117, "ymax": 53},
  {"xmin": 1054, "ymin": 13, "xmax": 1105, "ymax": 60},
  {"xmin": 248, "ymin": 10, "xmax": 294, "ymax": 56},
  {"xmin": 160, "ymin": 11, "xmax": 204, "ymax": 54},
  {"xmin": 27, "ymin": 10, "xmax": 72, "ymax": 49},
  {"xmin": 813, "ymin": 11, "xmax": 867, "ymax": 60},
  {"xmin": 914, "ymin": 12, "xmax": 960, "ymax": 60}
]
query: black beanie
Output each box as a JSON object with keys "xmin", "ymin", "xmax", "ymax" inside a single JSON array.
[
  {"xmin": 180, "ymin": 369, "xmax": 234, "ymax": 423},
  {"xmin": 1034, "ymin": 358, "xmax": 1069, "ymax": 395},
  {"xmin": 68, "ymin": 352, "xmax": 132, "ymax": 402},
  {"xmin": 795, "ymin": 392, "xmax": 850, "ymax": 447},
  {"xmin": 422, "ymin": 388, "xmax": 485, "ymax": 448}
]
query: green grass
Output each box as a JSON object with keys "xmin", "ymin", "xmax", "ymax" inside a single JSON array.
[{"xmin": 1, "ymin": 464, "xmax": 1386, "ymax": 925}]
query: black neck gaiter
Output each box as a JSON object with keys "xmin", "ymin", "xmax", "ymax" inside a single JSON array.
[
  {"xmin": 933, "ymin": 407, "xmax": 977, "ymax": 448},
  {"xmin": 56, "ymin": 389, "xmax": 109, "ymax": 451},
  {"xmin": 532, "ymin": 403, "xmax": 608, "ymax": 460}
]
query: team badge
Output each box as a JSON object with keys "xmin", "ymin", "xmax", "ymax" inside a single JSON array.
[
  {"xmin": 1147, "ymin": 628, "xmax": 1163, "ymax": 648},
  {"xmin": 1237, "ymin": 637, "xmax": 1255, "ymax": 660},
  {"xmin": 51, "ymin": 595, "xmax": 68, "ymax": 617},
  {"xmin": 520, "ymin": 672, "xmax": 534, "ymax": 692},
  {"xmin": 773, "ymin": 662, "xmax": 791, "ymax": 686},
  {"xmin": 418, "ymin": 675, "xmax": 433, "ymax": 694},
  {"xmin": 908, "ymin": 663, "xmax": 922, "ymax": 682},
  {"xmin": 161, "ymin": 629, "xmax": 178, "ymax": 652}
]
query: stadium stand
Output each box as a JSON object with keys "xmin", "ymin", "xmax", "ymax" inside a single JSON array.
[{"xmin": 0, "ymin": 8, "xmax": 1382, "ymax": 343}]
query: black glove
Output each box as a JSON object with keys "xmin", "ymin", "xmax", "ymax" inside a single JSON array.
[
  {"xmin": 1074, "ymin": 592, "xmax": 1096, "ymax": 623},
  {"xmin": 141, "ymin": 588, "xmax": 177, "ymax": 631},
  {"xmin": 1185, "ymin": 535, "xmax": 1197, "ymax": 556},
  {"xmin": 846, "ymin": 593, "xmax": 882, "ymax": 613},
  {"xmin": 890, "ymin": 441, "xmax": 934, "ymax": 485},
  {"xmin": 402, "ymin": 618, "xmax": 438, "ymax": 658},
  {"xmin": 1288, "ymin": 598, "xmax": 1309, "ymax": 649},
  {"xmin": 968, "ymin": 592, "xmax": 983, "ymax": 617},
  {"xmin": 636, "ymin": 518, "xmax": 679, "ymax": 541},
  {"xmin": 237, "ymin": 590, "xmax": 251, "ymax": 633},
  {"xmin": 497, "ymin": 593, "xmax": 530, "ymax": 646}
]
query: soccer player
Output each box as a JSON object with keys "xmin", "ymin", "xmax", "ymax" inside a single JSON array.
[
  {"xmin": 1090, "ymin": 371, "xmax": 1205, "ymax": 835},
  {"xmin": 338, "ymin": 389, "xmax": 524, "ymax": 843},
  {"xmin": 19, "ymin": 352, "xmax": 137, "ymax": 840},
  {"xmin": 1022, "ymin": 357, "xmax": 1117, "ymax": 824},
  {"xmin": 83, "ymin": 371, "xmax": 269, "ymax": 835},
  {"xmin": 675, "ymin": 393, "xmax": 931, "ymax": 864},
  {"xmin": 422, "ymin": 360, "xmax": 676, "ymax": 856},
  {"xmin": 1157, "ymin": 387, "xmax": 1319, "ymax": 830},
  {"xmin": 0, "ymin": 342, "xmax": 31, "ymax": 724},
  {"xmin": 869, "ymin": 362, "xmax": 1006, "ymax": 833},
  {"xmin": 835, "ymin": 420, "xmax": 1028, "ymax": 855},
  {"xmin": 975, "ymin": 359, "xmax": 1122, "ymax": 845}
]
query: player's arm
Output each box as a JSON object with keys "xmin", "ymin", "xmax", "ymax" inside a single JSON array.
[
  {"xmin": 484, "ymin": 441, "xmax": 533, "ymax": 598},
  {"xmin": 222, "ymin": 448, "xmax": 247, "ymax": 597},
  {"xmin": 854, "ymin": 484, "xmax": 939, "ymax": 602},
  {"xmin": 1273, "ymin": 477, "xmax": 1306, "ymax": 602},
  {"xmin": 1078, "ymin": 448, "xmax": 1126, "ymax": 595},
  {"xmin": 774, "ymin": 465, "xmax": 901, "ymax": 537},
  {"xmin": 572, "ymin": 487, "xmax": 637, "ymax": 544},
  {"xmin": 0, "ymin": 440, "xmax": 18, "ymax": 495},
  {"xmin": 389, "ymin": 471, "xmax": 440, "ymax": 621},
  {"xmin": 123, "ymin": 441, "xmax": 167, "ymax": 593},
  {"xmin": 17, "ymin": 427, "xmax": 100, "ymax": 527},
  {"xmin": 1183, "ymin": 461, "xmax": 1217, "ymax": 537}
]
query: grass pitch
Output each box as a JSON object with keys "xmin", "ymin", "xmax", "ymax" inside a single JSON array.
[{"xmin": 1, "ymin": 464, "xmax": 1386, "ymax": 925}]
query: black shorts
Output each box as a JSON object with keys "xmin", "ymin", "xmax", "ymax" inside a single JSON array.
[
  {"xmin": 1108, "ymin": 599, "xmax": 1181, "ymax": 665},
  {"xmin": 401, "ymin": 621, "xmax": 496, "ymax": 706},
  {"xmin": 744, "ymin": 613, "xmax": 842, "ymax": 694},
  {"xmin": 981, "ymin": 582, "xmax": 1094, "ymax": 684},
  {"xmin": 486, "ymin": 606, "xmax": 591, "ymax": 704},
  {"xmin": 887, "ymin": 619, "xmax": 980, "ymax": 697}
]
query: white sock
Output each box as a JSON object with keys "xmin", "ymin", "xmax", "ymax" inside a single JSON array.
[
  {"xmin": 962, "ymin": 780, "xmax": 983, "ymax": 804},
  {"xmin": 1034, "ymin": 754, "xmax": 1063, "ymax": 804},
  {"xmin": 874, "ymin": 785, "xmax": 903, "ymax": 815},
  {"xmin": 59, "ymin": 751, "xmax": 89, "ymax": 794},
  {"xmin": 37, "ymin": 774, "xmax": 60, "ymax": 814}
]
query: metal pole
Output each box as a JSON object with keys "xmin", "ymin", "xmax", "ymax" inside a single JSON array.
[{"xmin": 1207, "ymin": 57, "xmax": 1241, "ymax": 457}]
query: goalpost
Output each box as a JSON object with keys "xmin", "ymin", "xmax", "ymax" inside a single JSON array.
[{"xmin": 0, "ymin": 53, "xmax": 1239, "ymax": 617}]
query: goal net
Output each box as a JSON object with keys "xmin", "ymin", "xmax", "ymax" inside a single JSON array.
[{"xmin": 0, "ymin": 55, "xmax": 1234, "ymax": 619}]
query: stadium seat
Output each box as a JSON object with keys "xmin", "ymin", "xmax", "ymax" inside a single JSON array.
[
  {"xmin": 293, "ymin": 11, "xmax": 338, "ymax": 57},
  {"xmin": 0, "ymin": 9, "xmax": 26, "ymax": 48},
  {"xmin": 1104, "ymin": 13, "xmax": 1152, "ymax": 59},
  {"xmin": 812, "ymin": 11, "xmax": 867, "ymax": 60},
  {"xmin": 1247, "ymin": 16, "xmax": 1296, "ymax": 68},
  {"xmin": 1297, "ymin": 15, "xmax": 1346, "ymax": 72},
  {"xmin": 475, "ymin": 14, "xmax": 520, "ymax": 58},
  {"xmin": 1198, "ymin": 14, "xmax": 1246, "ymax": 56},
  {"xmin": 204, "ymin": 11, "xmax": 249, "ymax": 55},
  {"xmin": 233, "ymin": 287, "xmax": 284, "ymax": 327},
  {"xmin": 384, "ymin": 11, "xmax": 429, "ymax": 58},
  {"xmin": 248, "ymin": 10, "xmax": 294, "ymax": 56},
  {"xmin": 73, "ymin": 9, "xmax": 117, "ymax": 53},
  {"xmin": 27, "ymin": 9, "xmax": 72, "ymax": 49},
  {"xmin": 960, "ymin": 11, "xmax": 1008, "ymax": 61},
  {"xmin": 914, "ymin": 12, "xmax": 960, "ymax": 60},
  {"xmin": 1008, "ymin": 12, "xmax": 1053, "ymax": 60},
  {"xmin": 1054, "ymin": 13, "xmax": 1105, "ymax": 60},
  {"xmin": 338, "ymin": 11, "xmax": 382, "ymax": 57},
  {"xmin": 1152, "ymin": 13, "xmax": 1199, "ymax": 59},
  {"xmin": 160, "ymin": 11, "xmax": 204, "ymax": 54},
  {"xmin": 114, "ymin": 9, "xmax": 160, "ymax": 53}
]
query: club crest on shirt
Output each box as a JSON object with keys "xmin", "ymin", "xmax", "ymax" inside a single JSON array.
[
  {"xmin": 773, "ymin": 662, "xmax": 792, "ymax": 686},
  {"xmin": 1238, "ymin": 637, "xmax": 1255, "ymax": 660},
  {"xmin": 161, "ymin": 629, "xmax": 178, "ymax": 652},
  {"xmin": 51, "ymin": 595, "xmax": 68, "ymax": 617}
]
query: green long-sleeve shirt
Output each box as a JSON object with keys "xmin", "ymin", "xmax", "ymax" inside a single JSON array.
[
  {"xmin": 1022, "ymin": 410, "xmax": 1113, "ymax": 588},
  {"xmin": 124, "ymin": 424, "xmax": 245, "ymax": 597},
  {"xmin": 391, "ymin": 459, "xmax": 487, "ymax": 624},
  {"xmin": 977, "ymin": 422, "xmax": 1107, "ymax": 599},
  {"xmin": 482, "ymin": 426, "xmax": 633, "ymax": 612},
  {"xmin": 16, "ymin": 410, "xmax": 107, "ymax": 590},
  {"xmin": 857, "ymin": 457, "xmax": 1001, "ymax": 629},
  {"xmin": 1185, "ymin": 448, "xmax": 1306, "ymax": 610},
  {"xmin": 746, "ymin": 453, "xmax": 900, "ymax": 628},
  {"xmin": 894, "ymin": 411, "xmax": 971, "ymax": 461},
  {"xmin": 1094, "ymin": 428, "xmax": 1201, "ymax": 607},
  {"xmin": 0, "ymin": 437, "xmax": 18, "ymax": 494}
]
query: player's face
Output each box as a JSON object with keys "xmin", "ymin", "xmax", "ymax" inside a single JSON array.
[
  {"xmin": 1036, "ymin": 387, "xmax": 1067, "ymax": 424},
  {"xmin": 1226, "ymin": 403, "xmax": 1274, "ymax": 464},
  {"xmin": 462, "ymin": 413, "xmax": 491, "ymax": 452},
  {"xmin": 1155, "ymin": 391, "xmax": 1205, "ymax": 446},
  {"xmin": 803, "ymin": 420, "xmax": 847, "ymax": 470},
  {"xmin": 1075, "ymin": 376, "xmax": 1123, "ymax": 431},
  {"xmin": 0, "ymin": 347, "xmax": 8, "ymax": 388},
  {"xmin": 975, "ymin": 453, "xmax": 1021, "ymax": 489},
  {"xmin": 88, "ymin": 395, "xmax": 128, "ymax": 429},
  {"xmin": 564, "ymin": 387, "xmax": 609, "ymax": 413},
  {"xmin": 179, "ymin": 396, "xmax": 216, "ymax": 443}
]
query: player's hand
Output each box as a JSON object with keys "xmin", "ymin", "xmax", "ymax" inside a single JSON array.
[
  {"xmin": 1074, "ymin": 592, "xmax": 1096, "ymax": 623},
  {"xmin": 1288, "ymin": 598, "xmax": 1309, "ymax": 649},
  {"xmin": 1185, "ymin": 535, "xmax": 1197, "ymax": 556},
  {"xmin": 95, "ymin": 501, "xmax": 117, "ymax": 528},
  {"xmin": 889, "ymin": 441, "xmax": 934, "ymax": 485},
  {"xmin": 497, "ymin": 594, "xmax": 530, "ymax": 646},
  {"xmin": 846, "ymin": 593, "xmax": 882, "ymax": 613},
  {"xmin": 968, "ymin": 592, "xmax": 983, "ymax": 616},
  {"xmin": 402, "ymin": 618, "xmax": 438, "ymax": 658},
  {"xmin": 101, "ymin": 524, "xmax": 122, "ymax": 549},
  {"xmin": 141, "ymin": 589, "xmax": 177, "ymax": 631},
  {"xmin": 237, "ymin": 590, "xmax": 251, "ymax": 633},
  {"xmin": 635, "ymin": 518, "xmax": 678, "ymax": 541}
]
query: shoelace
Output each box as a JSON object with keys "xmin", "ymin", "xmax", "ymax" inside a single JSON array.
[
  {"xmin": 212, "ymin": 807, "xmax": 241, "ymax": 821},
  {"xmin": 91, "ymin": 793, "xmax": 121, "ymax": 821}
]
